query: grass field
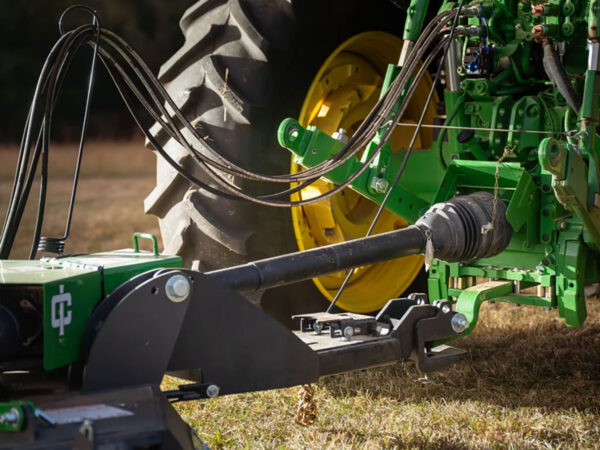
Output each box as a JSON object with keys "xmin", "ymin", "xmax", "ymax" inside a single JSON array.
[
  {"xmin": 1, "ymin": 142, "xmax": 599, "ymax": 448},
  {"xmin": 0, "ymin": 141, "xmax": 160, "ymax": 258}
]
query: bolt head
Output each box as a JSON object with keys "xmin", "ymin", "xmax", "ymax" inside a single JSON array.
[
  {"xmin": 342, "ymin": 326, "xmax": 354, "ymax": 340},
  {"xmin": 166, "ymin": 274, "xmax": 191, "ymax": 302},
  {"xmin": 0, "ymin": 409, "xmax": 19, "ymax": 425},
  {"xmin": 332, "ymin": 128, "xmax": 349, "ymax": 144},
  {"xmin": 313, "ymin": 321, "xmax": 324, "ymax": 334},
  {"xmin": 451, "ymin": 313, "xmax": 469, "ymax": 333},
  {"xmin": 441, "ymin": 304, "xmax": 451, "ymax": 314},
  {"xmin": 206, "ymin": 384, "xmax": 220, "ymax": 398},
  {"xmin": 369, "ymin": 177, "xmax": 389, "ymax": 194}
]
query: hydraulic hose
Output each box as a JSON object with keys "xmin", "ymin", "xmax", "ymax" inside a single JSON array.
[{"xmin": 542, "ymin": 39, "xmax": 581, "ymax": 113}]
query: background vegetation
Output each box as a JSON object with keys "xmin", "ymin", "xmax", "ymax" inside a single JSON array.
[
  {"xmin": 0, "ymin": 0, "xmax": 188, "ymax": 141},
  {"xmin": 1, "ymin": 3, "xmax": 599, "ymax": 448}
]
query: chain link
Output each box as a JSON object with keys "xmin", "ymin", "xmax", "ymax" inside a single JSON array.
[
  {"xmin": 482, "ymin": 144, "xmax": 516, "ymax": 235},
  {"xmin": 295, "ymin": 384, "xmax": 318, "ymax": 426}
]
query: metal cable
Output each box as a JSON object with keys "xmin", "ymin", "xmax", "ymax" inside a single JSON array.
[
  {"xmin": 326, "ymin": 0, "xmax": 466, "ymax": 312},
  {"xmin": 0, "ymin": 6, "xmax": 462, "ymax": 257}
]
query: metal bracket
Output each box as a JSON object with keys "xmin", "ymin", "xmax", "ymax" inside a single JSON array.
[
  {"xmin": 454, "ymin": 280, "xmax": 514, "ymax": 336},
  {"xmin": 80, "ymin": 270, "xmax": 320, "ymax": 395},
  {"xmin": 81, "ymin": 270, "xmax": 192, "ymax": 392},
  {"xmin": 385, "ymin": 296, "xmax": 467, "ymax": 371}
]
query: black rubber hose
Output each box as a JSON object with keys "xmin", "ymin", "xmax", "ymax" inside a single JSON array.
[{"xmin": 542, "ymin": 39, "xmax": 581, "ymax": 113}]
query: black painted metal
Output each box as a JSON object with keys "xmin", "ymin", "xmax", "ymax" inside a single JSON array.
[
  {"xmin": 79, "ymin": 193, "xmax": 512, "ymax": 394},
  {"xmin": 316, "ymin": 337, "xmax": 402, "ymax": 376},
  {"xmin": 376, "ymin": 293, "xmax": 428, "ymax": 324},
  {"xmin": 414, "ymin": 301, "xmax": 467, "ymax": 371},
  {"xmin": 167, "ymin": 272, "xmax": 320, "ymax": 394},
  {"xmin": 77, "ymin": 269, "xmax": 468, "ymax": 405},
  {"xmin": 73, "ymin": 268, "xmax": 162, "ymax": 387},
  {"xmin": 79, "ymin": 269, "xmax": 468, "ymax": 399},
  {"xmin": 81, "ymin": 270, "xmax": 191, "ymax": 392},
  {"xmin": 6, "ymin": 385, "xmax": 201, "ymax": 449}
]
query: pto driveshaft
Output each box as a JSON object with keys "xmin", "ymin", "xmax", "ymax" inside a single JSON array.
[{"xmin": 207, "ymin": 192, "xmax": 512, "ymax": 293}]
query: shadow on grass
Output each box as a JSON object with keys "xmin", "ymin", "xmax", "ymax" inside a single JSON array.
[{"xmin": 321, "ymin": 302, "xmax": 600, "ymax": 412}]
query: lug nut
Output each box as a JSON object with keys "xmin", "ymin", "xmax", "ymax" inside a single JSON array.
[
  {"xmin": 165, "ymin": 274, "xmax": 191, "ymax": 302},
  {"xmin": 451, "ymin": 313, "xmax": 470, "ymax": 333}
]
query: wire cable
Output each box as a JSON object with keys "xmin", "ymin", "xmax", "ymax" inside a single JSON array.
[
  {"xmin": 326, "ymin": 0, "xmax": 466, "ymax": 313},
  {"xmin": 0, "ymin": 6, "xmax": 462, "ymax": 258}
]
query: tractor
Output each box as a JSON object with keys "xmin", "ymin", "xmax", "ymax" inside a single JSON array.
[{"xmin": 1, "ymin": 0, "xmax": 600, "ymax": 447}]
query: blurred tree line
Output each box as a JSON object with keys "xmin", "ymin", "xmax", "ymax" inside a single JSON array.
[{"xmin": 0, "ymin": 0, "xmax": 191, "ymax": 142}]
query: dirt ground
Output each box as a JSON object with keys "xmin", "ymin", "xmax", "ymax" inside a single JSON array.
[{"xmin": 1, "ymin": 142, "xmax": 599, "ymax": 449}]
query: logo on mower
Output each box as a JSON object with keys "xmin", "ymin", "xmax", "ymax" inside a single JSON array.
[{"xmin": 51, "ymin": 285, "xmax": 72, "ymax": 337}]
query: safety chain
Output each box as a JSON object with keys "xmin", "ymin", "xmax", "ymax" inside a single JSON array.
[
  {"xmin": 483, "ymin": 144, "xmax": 516, "ymax": 235},
  {"xmin": 295, "ymin": 384, "xmax": 318, "ymax": 426}
]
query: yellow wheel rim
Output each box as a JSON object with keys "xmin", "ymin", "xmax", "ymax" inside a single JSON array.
[{"xmin": 291, "ymin": 31, "xmax": 437, "ymax": 312}]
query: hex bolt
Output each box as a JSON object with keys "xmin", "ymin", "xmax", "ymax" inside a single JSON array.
[
  {"xmin": 343, "ymin": 326, "xmax": 354, "ymax": 340},
  {"xmin": 332, "ymin": 128, "xmax": 349, "ymax": 144},
  {"xmin": 369, "ymin": 177, "xmax": 389, "ymax": 194},
  {"xmin": 559, "ymin": 221, "xmax": 568, "ymax": 231},
  {"xmin": 0, "ymin": 410, "xmax": 19, "ymax": 425},
  {"xmin": 441, "ymin": 303, "xmax": 451, "ymax": 314},
  {"xmin": 206, "ymin": 384, "xmax": 220, "ymax": 398},
  {"xmin": 451, "ymin": 313, "xmax": 470, "ymax": 333},
  {"xmin": 313, "ymin": 321, "xmax": 324, "ymax": 335},
  {"xmin": 165, "ymin": 274, "xmax": 191, "ymax": 303}
]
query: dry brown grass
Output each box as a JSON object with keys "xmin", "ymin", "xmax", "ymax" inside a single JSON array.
[
  {"xmin": 165, "ymin": 301, "xmax": 600, "ymax": 449},
  {"xmin": 0, "ymin": 141, "xmax": 160, "ymax": 258},
  {"xmin": 1, "ymin": 142, "xmax": 599, "ymax": 448}
]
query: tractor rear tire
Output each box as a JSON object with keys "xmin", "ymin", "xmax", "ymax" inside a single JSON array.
[{"xmin": 145, "ymin": 0, "xmax": 423, "ymax": 325}]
